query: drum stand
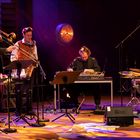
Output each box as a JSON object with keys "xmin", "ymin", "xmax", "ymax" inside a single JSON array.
[
  {"xmin": 127, "ymin": 84, "xmax": 140, "ymax": 106},
  {"xmin": 118, "ymin": 77, "xmax": 132, "ymax": 106},
  {"xmin": 115, "ymin": 23, "xmax": 140, "ymax": 106}
]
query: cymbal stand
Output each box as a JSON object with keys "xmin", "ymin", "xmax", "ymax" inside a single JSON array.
[
  {"xmin": 115, "ymin": 23, "xmax": 140, "ymax": 106},
  {"xmin": 120, "ymin": 77, "xmax": 132, "ymax": 93},
  {"xmin": 127, "ymin": 79, "xmax": 140, "ymax": 106}
]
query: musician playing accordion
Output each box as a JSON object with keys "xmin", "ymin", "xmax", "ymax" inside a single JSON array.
[
  {"xmin": 10, "ymin": 27, "xmax": 38, "ymax": 78},
  {"xmin": 10, "ymin": 27, "xmax": 38, "ymax": 115}
]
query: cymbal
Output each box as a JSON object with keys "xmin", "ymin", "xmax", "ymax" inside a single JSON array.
[
  {"xmin": 119, "ymin": 71, "xmax": 131, "ymax": 75},
  {"xmin": 119, "ymin": 70, "xmax": 140, "ymax": 78},
  {"xmin": 119, "ymin": 71, "xmax": 131, "ymax": 78},
  {"xmin": 129, "ymin": 68, "xmax": 140, "ymax": 73}
]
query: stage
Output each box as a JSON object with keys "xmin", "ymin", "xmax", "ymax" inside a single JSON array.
[
  {"xmin": 0, "ymin": 95, "xmax": 140, "ymax": 140},
  {"xmin": 0, "ymin": 0, "xmax": 140, "ymax": 139}
]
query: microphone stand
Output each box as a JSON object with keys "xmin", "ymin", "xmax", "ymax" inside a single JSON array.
[
  {"xmin": 31, "ymin": 61, "xmax": 48, "ymax": 127},
  {"xmin": 38, "ymin": 62, "xmax": 49, "ymax": 122},
  {"xmin": 115, "ymin": 23, "xmax": 140, "ymax": 106}
]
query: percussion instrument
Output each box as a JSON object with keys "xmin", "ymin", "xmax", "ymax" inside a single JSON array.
[
  {"xmin": 132, "ymin": 79, "xmax": 140, "ymax": 94},
  {"xmin": 119, "ymin": 71, "xmax": 140, "ymax": 78},
  {"xmin": 129, "ymin": 68, "xmax": 140, "ymax": 73}
]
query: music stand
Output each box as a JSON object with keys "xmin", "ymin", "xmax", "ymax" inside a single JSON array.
[
  {"xmin": 51, "ymin": 71, "xmax": 81, "ymax": 123},
  {"xmin": 3, "ymin": 60, "xmax": 33, "ymax": 70},
  {"xmin": 2, "ymin": 60, "xmax": 33, "ymax": 133}
]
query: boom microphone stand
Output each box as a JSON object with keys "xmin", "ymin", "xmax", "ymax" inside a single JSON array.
[
  {"xmin": 115, "ymin": 23, "xmax": 140, "ymax": 106},
  {"xmin": 38, "ymin": 62, "xmax": 49, "ymax": 122}
]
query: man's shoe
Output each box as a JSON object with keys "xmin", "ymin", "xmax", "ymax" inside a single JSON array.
[
  {"xmin": 26, "ymin": 111, "xmax": 36, "ymax": 116},
  {"xmin": 94, "ymin": 105, "xmax": 105, "ymax": 115},
  {"xmin": 95, "ymin": 105, "xmax": 101, "ymax": 110}
]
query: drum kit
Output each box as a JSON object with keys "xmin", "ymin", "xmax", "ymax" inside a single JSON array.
[
  {"xmin": 119, "ymin": 68, "xmax": 140, "ymax": 107},
  {"xmin": 119, "ymin": 68, "xmax": 140, "ymax": 79}
]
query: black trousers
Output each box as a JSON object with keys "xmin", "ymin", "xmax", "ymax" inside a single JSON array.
[
  {"xmin": 15, "ymin": 68, "xmax": 36, "ymax": 115},
  {"xmin": 15, "ymin": 79, "xmax": 32, "ymax": 114}
]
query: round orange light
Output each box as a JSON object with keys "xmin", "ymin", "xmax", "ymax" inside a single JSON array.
[{"xmin": 56, "ymin": 24, "xmax": 74, "ymax": 43}]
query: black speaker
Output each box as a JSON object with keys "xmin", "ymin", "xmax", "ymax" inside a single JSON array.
[{"xmin": 104, "ymin": 106, "xmax": 134, "ymax": 126}]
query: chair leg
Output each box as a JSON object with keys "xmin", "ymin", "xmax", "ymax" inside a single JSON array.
[{"xmin": 76, "ymin": 97, "xmax": 85, "ymax": 114}]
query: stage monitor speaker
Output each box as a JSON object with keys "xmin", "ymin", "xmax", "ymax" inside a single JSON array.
[{"xmin": 104, "ymin": 106, "xmax": 134, "ymax": 126}]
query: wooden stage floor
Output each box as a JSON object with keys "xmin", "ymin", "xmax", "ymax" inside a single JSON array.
[{"xmin": 0, "ymin": 95, "xmax": 140, "ymax": 140}]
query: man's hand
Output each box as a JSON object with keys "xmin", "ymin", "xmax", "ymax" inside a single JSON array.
[
  {"xmin": 84, "ymin": 69, "xmax": 95, "ymax": 74},
  {"xmin": 67, "ymin": 68, "xmax": 73, "ymax": 72},
  {"xmin": 6, "ymin": 45, "xmax": 16, "ymax": 52}
]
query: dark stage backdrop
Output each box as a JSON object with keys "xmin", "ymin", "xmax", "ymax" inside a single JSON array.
[
  {"xmin": 32, "ymin": 0, "xmax": 140, "ymax": 94},
  {"xmin": 32, "ymin": 0, "xmax": 140, "ymax": 76},
  {"xmin": 1, "ymin": 0, "xmax": 140, "ymax": 96}
]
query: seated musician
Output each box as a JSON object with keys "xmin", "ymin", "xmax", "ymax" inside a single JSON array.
[
  {"xmin": 67, "ymin": 46, "xmax": 101, "ymax": 110},
  {"xmin": 10, "ymin": 27, "xmax": 38, "ymax": 115}
]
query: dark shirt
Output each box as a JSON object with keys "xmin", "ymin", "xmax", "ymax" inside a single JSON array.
[
  {"xmin": 68, "ymin": 56, "xmax": 101, "ymax": 72},
  {"xmin": 0, "ymin": 48, "xmax": 7, "ymax": 55}
]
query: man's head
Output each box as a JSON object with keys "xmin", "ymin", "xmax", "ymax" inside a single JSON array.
[
  {"xmin": 79, "ymin": 46, "xmax": 91, "ymax": 61},
  {"xmin": 22, "ymin": 27, "xmax": 33, "ymax": 43}
]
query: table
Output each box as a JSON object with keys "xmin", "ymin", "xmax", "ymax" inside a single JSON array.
[{"xmin": 54, "ymin": 77, "xmax": 113, "ymax": 110}]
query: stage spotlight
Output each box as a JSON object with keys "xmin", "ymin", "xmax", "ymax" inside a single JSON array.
[{"xmin": 56, "ymin": 23, "xmax": 74, "ymax": 44}]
